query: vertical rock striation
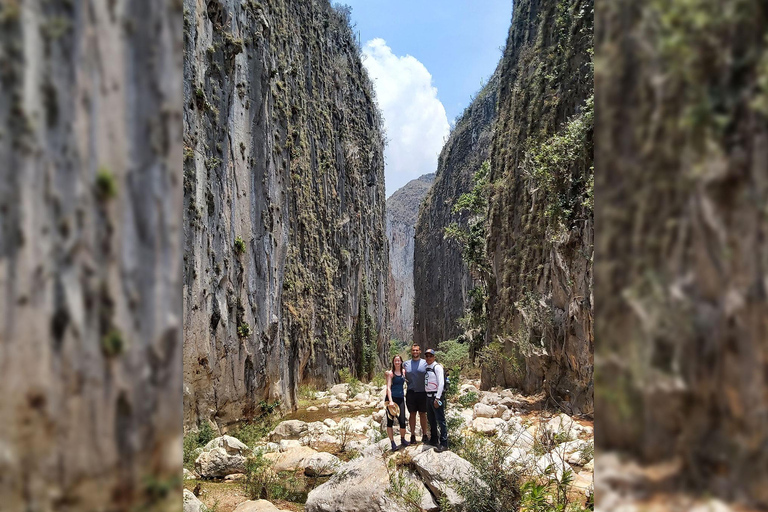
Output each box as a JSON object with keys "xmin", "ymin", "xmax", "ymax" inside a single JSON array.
[
  {"xmin": 413, "ymin": 73, "xmax": 499, "ymax": 350},
  {"xmin": 386, "ymin": 174, "xmax": 434, "ymax": 343},
  {"xmin": 183, "ymin": 0, "xmax": 388, "ymax": 430},
  {"xmin": 0, "ymin": 0, "xmax": 183, "ymax": 509},
  {"xmin": 597, "ymin": 0, "xmax": 768, "ymax": 505}
]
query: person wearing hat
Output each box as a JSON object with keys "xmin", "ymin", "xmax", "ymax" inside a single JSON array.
[
  {"xmin": 385, "ymin": 355, "xmax": 409, "ymax": 451},
  {"xmin": 424, "ymin": 348, "xmax": 448, "ymax": 452}
]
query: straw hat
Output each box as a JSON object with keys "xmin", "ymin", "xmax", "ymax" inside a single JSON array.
[{"xmin": 386, "ymin": 401, "xmax": 400, "ymax": 420}]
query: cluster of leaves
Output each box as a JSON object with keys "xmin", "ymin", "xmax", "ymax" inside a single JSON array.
[
  {"xmin": 228, "ymin": 399, "xmax": 283, "ymax": 450},
  {"xmin": 237, "ymin": 322, "xmax": 252, "ymax": 339},
  {"xmin": 435, "ymin": 339, "xmax": 470, "ymax": 372},
  {"xmin": 458, "ymin": 390, "xmax": 480, "ymax": 409},
  {"xmin": 101, "ymin": 328, "xmax": 125, "ymax": 358},
  {"xmin": 387, "ymin": 455, "xmax": 425, "ymax": 512},
  {"xmin": 182, "ymin": 422, "xmax": 216, "ymax": 468},
  {"xmin": 444, "ymin": 160, "xmax": 492, "ymax": 279},
  {"xmin": 95, "ymin": 167, "xmax": 118, "ymax": 200},
  {"xmin": 524, "ymin": 95, "xmax": 594, "ymax": 236},
  {"xmin": 353, "ymin": 283, "xmax": 378, "ymax": 380},
  {"xmin": 234, "ymin": 236, "xmax": 247, "ymax": 254}
]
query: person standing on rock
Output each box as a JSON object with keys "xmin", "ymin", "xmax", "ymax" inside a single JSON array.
[
  {"xmin": 424, "ymin": 348, "xmax": 448, "ymax": 452},
  {"xmin": 385, "ymin": 355, "xmax": 409, "ymax": 451},
  {"xmin": 403, "ymin": 344, "xmax": 430, "ymax": 445}
]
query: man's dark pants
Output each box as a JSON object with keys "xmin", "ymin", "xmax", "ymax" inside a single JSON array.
[{"xmin": 427, "ymin": 395, "xmax": 448, "ymax": 447}]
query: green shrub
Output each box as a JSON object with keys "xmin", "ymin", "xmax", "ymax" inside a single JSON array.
[
  {"xmin": 458, "ymin": 390, "xmax": 480, "ymax": 408},
  {"xmin": 371, "ymin": 373, "xmax": 386, "ymax": 388},
  {"xmin": 183, "ymin": 422, "xmax": 217, "ymax": 467},
  {"xmin": 436, "ymin": 339, "xmax": 470, "ymax": 372},
  {"xmin": 339, "ymin": 368, "xmax": 354, "ymax": 383},
  {"xmin": 243, "ymin": 450, "xmax": 277, "ymax": 500},
  {"xmin": 237, "ymin": 323, "xmax": 251, "ymax": 338},
  {"xmin": 347, "ymin": 379, "xmax": 362, "ymax": 398},
  {"xmin": 234, "ymin": 236, "xmax": 247, "ymax": 254},
  {"xmin": 95, "ymin": 167, "xmax": 118, "ymax": 200},
  {"xmin": 101, "ymin": 328, "xmax": 125, "ymax": 357},
  {"xmin": 298, "ymin": 384, "xmax": 317, "ymax": 400}
]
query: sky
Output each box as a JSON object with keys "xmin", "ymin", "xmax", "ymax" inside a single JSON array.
[{"xmin": 341, "ymin": 1, "xmax": 513, "ymax": 197}]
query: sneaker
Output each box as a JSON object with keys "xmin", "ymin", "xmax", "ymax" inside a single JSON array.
[
  {"xmin": 391, "ymin": 441, "xmax": 398, "ymax": 452},
  {"xmin": 410, "ymin": 435, "xmax": 417, "ymax": 444},
  {"xmin": 421, "ymin": 436, "xmax": 431, "ymax": 445},
  {"xmin": 400, "ymin": 439, "xmax": 410, "ymax": 448},
  {"xmin": 436, "ymin": 444, "xmax": 448, "ymax": 453}
]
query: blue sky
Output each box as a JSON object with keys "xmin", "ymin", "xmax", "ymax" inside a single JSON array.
[{"xmin": 341, "ymin": 1, "xmax": 513, "ymax": 196}]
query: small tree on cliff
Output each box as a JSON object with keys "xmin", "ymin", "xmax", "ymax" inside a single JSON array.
[
  {"xmin": 444, "ymin": 160, "xmax": 493, "ymax": 358},
  {"xmin": 354, "ymin": 280, "xmax": 377, "ymax": 381}
]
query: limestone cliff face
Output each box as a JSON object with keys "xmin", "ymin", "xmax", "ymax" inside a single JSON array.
[
  {"xmin": 183, "ymin": 0, "xmax": 388, "ymax": 430},
  {"xmin": 597, "ymin": 0, "xmax": 768, "ymax": 504},
  {"xmin": 484, "ymin": 0, "xmax": 594, "ymax": 415},
  {"xmin": 0, "ymin": 1, "xmax": 182, "ymax": 509},
  {"xmin": 412, "ymin": 75, "xmax": 499, "ymax": 350},
  {"xmin": 386, "ymin": 174, "xmax": 434, "ymax": 343}
]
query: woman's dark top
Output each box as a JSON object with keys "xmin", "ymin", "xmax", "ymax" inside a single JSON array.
[{"xmin": 391, "ymin": 372, "xmax": 405, "ymax": 398}]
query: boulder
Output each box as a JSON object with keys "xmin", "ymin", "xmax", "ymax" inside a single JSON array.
[
  {"xmin": 473, "ymin": 403, "xmax": 496, "ymax": 419},
  {"xmin": 279, "ymin": 440, "xmax": 303, "ymax": 451},
  {"xmin": 480, "ymin": 392, "xmax": 501, "ymax": 406},
  {"xmin": 314, "ymin": 433, "xmax": 342, "ymax": 449},
  {"xmin": 264, "ymin": 446, "xmax": 318, "ymax": 472},
  {"xmin": 195, "ymin": 436, "xmax": 250, "ymax": 478},
  {"xmin": 412, "ymin": 447, "xmax": 483, "ymax": 510},
  {"xmin": 544, "ymin": 414, "xmax": 577, "ymax": 437},
  {"xmin": 305, "ymin": 456, "xmax": 436, "ymax": 512},
  {"xmin": 269, "ymin": 420, "xmax": 309, "ymax": 442},
  {"xmin": 472, "ymin": 417, "xmax": 506, "ymax": 436},
  {"xmin": 323, "ymin": 418, "xmax": 337, "ymax": 428},
  {"xmin": 329, "ymin": 384, "xmax": 348, "ymax": 396},
  {"xmin": 304, "ymin": 452, "xmax": 343, "ymax": 477},
  {"xmin": 225, "ymin": 473, "xmax": 246, "ymax": 481},
  {"xmin": 327, "ymin": 399, "xmax": 341, "ymax": 408},
  {"xmin": 362, "ymin": 438, "xmax": 394, "ymax": 457},
  {"xmin": 183, "ymin": 489, "xmax": 208, "ymax": 512},
  {"xmin": 536, "ymin": 450, "xmax": 572, "ymax": 481},
  {"xmin": 232, "ymin": 500, "xmax": 287, "ymax": 512},
  {"xmin": 202, "ymin": 435, "xmax": 249, "ymax": 454},
  {"xmin": 183, "ymin": 468, "xmax": 197, "ymax": 480},
  {"xmin": 307, "ymin": 406, "xmax": 319, "ymax": 412}
]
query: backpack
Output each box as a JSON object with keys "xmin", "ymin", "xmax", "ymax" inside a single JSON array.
[{"xmin": 424, "ymin": 364, "xmax": 449, "ymax": 397}]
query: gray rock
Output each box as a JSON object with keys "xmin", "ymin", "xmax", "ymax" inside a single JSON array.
[
  {"xmin": 183, "ymin": 489, "xmax": 208, "ymax": 512},
  {"xmin": 411, "ymin": 447, "xmax": 482, "ymax": 510},
  {"xmin": 195, "ymin": 447, "xmax": 247, "ymax": 478},
  {"xmin": 269, "ymin": 420, "xmax": 309, "ymax": 442},
  {"xmin": 304, "ymin": 452, "xmax": 343, "ymax": 477},
  {"xmin": 232, "ymin": 500, "xmax": 287, "ymax": 512},
  {"xmin": 305, "ymin": 456, "xmax": 435, "ymax": 512},
  {"xmin": 265, "ymin": 446, "xmax": 318, "ymax": 472},
  {"xmin": 473, "ymin": 403, "xmax": 496, "ymax": 419}
]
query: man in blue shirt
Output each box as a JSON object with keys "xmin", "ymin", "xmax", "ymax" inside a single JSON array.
[{"xmin": 403, "ymin": 344, "xmax": 429, "ymax": 444}]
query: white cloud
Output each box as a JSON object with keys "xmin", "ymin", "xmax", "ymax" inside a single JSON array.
[{"xmin": 362, "ymin": 38, "xmax": 450, "ymax": 197}]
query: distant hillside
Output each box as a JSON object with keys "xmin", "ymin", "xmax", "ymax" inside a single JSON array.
[{"xmin": 386, "ymin": 174, "xmax": 435, "ymax": 342}]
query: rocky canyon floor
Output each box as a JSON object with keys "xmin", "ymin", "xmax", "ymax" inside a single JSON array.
[{"xmin": 183, "ymin": 378, "xmax": 596, "ymax": 512}]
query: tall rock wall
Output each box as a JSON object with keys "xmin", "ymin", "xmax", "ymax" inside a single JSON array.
[
  {"xmin": 597, "ymin": 0, "xmax": 768, "ymax": 505},
  {"xmin": 413, "ymin": 74, "xmax": 499, "ymax": 350},
  {"xmin": 484, "ymin": 0, "xmax": 594, "ymax": 415},
  {"xmin": 386, "ymin": 174, "xmax": 434, "ymax": 343},
  {"xmin": 0, "ymin": 0, "xmax": 183, "ymax": 509},
  {"xmin": 183, "ymin": 0, "xmax": 388, "ymax": 430}
]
